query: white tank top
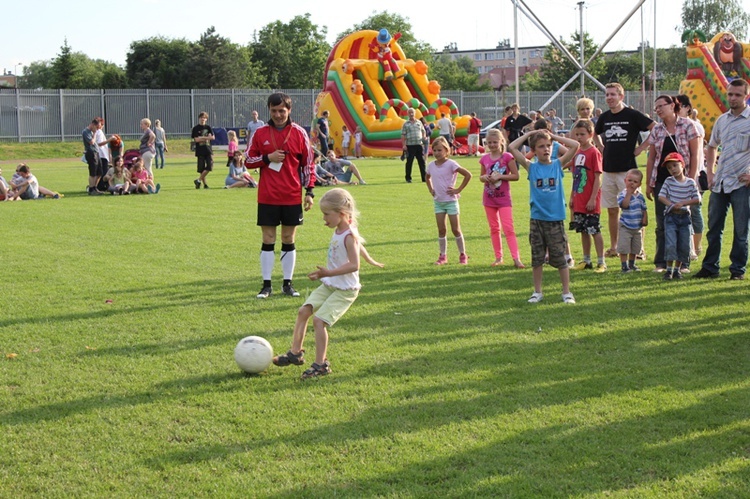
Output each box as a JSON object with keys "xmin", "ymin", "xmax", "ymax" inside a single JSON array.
[{"xmin": 321, "ymin": 228, "xmax": 361, "ymax": 290}]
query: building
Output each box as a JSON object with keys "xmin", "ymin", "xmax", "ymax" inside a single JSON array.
[
  {"xmin": 0, "ymin": 71, "xmax": 18, "ymax": 88},
  {"xmin": 438, "ymin": 41, "xmax": 546, "ymax": 89}
]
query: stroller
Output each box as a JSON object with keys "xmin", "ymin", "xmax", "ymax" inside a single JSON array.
[{"xmin": 122, "ymin": 149, "xmax": 141, "ymax": 170}]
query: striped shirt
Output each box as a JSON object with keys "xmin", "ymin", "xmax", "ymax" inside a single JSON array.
[
  {"xmin": 647, "ymin": 116, "xmax": 698, "ymax": 187},
  {"xmin": 661, "ymin": 176, "xmax": 700, "ymax": 215},
  {"xmin": 708, "ymin": 105, "xmax": 750, "ymax": 194},
  {"xmin": 617, "ymin": 189, "xmax": 648, "ymax": 229}
]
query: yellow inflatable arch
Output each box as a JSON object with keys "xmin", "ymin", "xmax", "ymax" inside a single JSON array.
[{"xmin": 314, "ymin": 29, "xmax": 472, "ymax": 157}]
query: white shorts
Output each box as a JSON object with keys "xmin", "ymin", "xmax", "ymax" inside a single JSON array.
[
  {"xmin": 601, "ymin": 172, "xmax": 628, "ymax": 209},
  {"xmin": 468, "ymin": 134, "xmax": 479, "ymax": 147}
]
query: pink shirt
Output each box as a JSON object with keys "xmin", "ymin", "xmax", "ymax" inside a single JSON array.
[
  {"xmin": 427, "ymin": 159, "xmax": 461, "ymax": 203},
  {"xmin": 479, "ymin": 152, "xmax": 514, "ymax": 208}
]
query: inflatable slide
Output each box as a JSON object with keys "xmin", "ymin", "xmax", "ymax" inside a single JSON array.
[
  {"xmin": 314, "ymin": 29, "xmax": 472, "ymax": 157},
  {"xmin": 679, "ymin": 31, "xmax": 750, "ymax": 139}
]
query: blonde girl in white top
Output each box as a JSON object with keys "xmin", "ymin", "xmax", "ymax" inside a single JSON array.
[{"xmin": 272, "ymin": 188, "xmax": 383, "ymax": 379}]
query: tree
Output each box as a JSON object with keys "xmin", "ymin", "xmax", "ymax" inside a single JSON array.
[
  {"xmin": 19, "ymin": 60, "xmax": 55, "ymax": 89},
  {"xmin": 337, "ymin": 11, "xmax": 433, "ymax": 63},
  {"xmin": 680, "ymin": 0, "xmax": 750, "ymax": 40},
  {"xmin": 430, "ymin": 53, "xmax": 491, "ymax": 91},
  {"xmin": 187, "ymin": 27, "xmax": 265, "ymax": 88},
  {"xmin": 522, "ymin": 32, "xmax": 607, "ymax": 92},
  {"xmin": 251, "ymin": 14, "xmax": 330, "ymax": 88},
  {"xmin": 126, "ymin": 37, "xmax": 193, "ymax": 88},
  {"xmin": 52, "ymin": 39, "xmax": 76, "ymax": 88}
]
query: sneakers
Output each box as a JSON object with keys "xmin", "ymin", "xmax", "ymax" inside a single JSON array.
[
  {"xmin": 203, "ymin": 183, "xmax": 209, "ymax": 189},
  {"xmin": 154, "ymin": 183, "xmax": 161, "ymax": 194},
  {"xmin": 147, "ymin": 184, "xmax": 154, "ymax": 194},
  {"xmin": 562, "ymin": 292, "xmax": 576, "ymax": 304},
  {"xmin": 272, "ymin": 349, "xmax": 305, "ymax": 367},
  {"xmin": 459, "ymin": 253, "xmax": 468, "ymax": 265},
  {"xmin": 256, "ymin": 286, "xmax": 272, "ymax": 299},
  {"xmin": 630, "ymin": 264, "xmax": 641, "ymax": 272},
  {"xmin": 88, "ymin": 188, "xmax": 101, "ymax": 196},
  {"xmin": 282, "ymin": 285, "xmax": 300, "ymax": 297},
  {"xmin": 663, "ymin": 270, "xmax": 673, "ymax": 281},
  {"xmin": 527, "ymin": 292, "xmax": 543, "ymax": 303},
  {"xmin": 594, "ymin": 263, "xmax": 607, "ymax": 273},
  {"xmin": 301, "ymin": 360, "xmax": 332, "ymax": 379},
  {"xmin": 730, "ymin": 272, "xmax": 745, "ymax": 280},
  {"xmin": 673, "ymin": 269, "xmax": 683, "ymax": 280},
  {"xmin": 572, "ymin": 261, "xmax": 592, "ymax": 270},
  {"xmin": 194, "ymin": 179, "xmax": 201, "ymax": 189},
  {"xmin": 636, "ymin": 250, "xmax": 647, "ymax": 260},
  {"xmin": 694, "ymin": 268, "xmax": 719, "ymax": 279},
  {"xmin": 434, "ymin": 254, "xmax": 447, "ymax": 265},
  {"xmin": 567, "ymin": 258, "xmax": 575, "ymax": 268},
  {"xmin": 621, "ymin": 267, "xmax": 633, "ymax": 274}
]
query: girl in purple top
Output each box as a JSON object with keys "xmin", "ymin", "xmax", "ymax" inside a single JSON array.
[{"xmin": 479, "ymin": 129, "xmax": 524, "ymax": 267}]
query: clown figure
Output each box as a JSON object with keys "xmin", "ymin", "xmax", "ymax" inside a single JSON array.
[{"xmin": 369, "ymin": 29, "xmax": 406, "ymax": 80}]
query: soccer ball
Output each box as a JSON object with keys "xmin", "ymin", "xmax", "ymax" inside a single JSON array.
[{"xmin": 234, "ymin": 336, "xmax": 273, "ymax": 374}]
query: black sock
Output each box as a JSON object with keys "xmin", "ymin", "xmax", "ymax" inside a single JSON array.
[
  {"xmin": 263, "ymin": 280, "xmax": 271, "ymax": 288},
  {"xmin": 283, "ymin": 279, "xmax": 291, "ymax": 288}
]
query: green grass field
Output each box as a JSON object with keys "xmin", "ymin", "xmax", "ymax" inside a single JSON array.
[{"xmin": 1, "ymin": 150, "xmax": 749, "ymax": 497}]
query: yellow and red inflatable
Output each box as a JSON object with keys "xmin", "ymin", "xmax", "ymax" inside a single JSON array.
[
  {"xmin": 680, "ymin": 31, "xmax": 750, "ymax": 139},
  {"xmin": 314, "ymin": 29, "xmax": 472, "ymax": 157}
]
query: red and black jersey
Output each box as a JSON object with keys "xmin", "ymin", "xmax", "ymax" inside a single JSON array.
[{"xmin": 245, "ymin": 120, "xmax": 315, "ymax": 206}]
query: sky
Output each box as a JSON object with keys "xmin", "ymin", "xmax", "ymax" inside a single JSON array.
[{"xmin": 1, "ymin": 0, "xmax": 729, "ymax": 77}]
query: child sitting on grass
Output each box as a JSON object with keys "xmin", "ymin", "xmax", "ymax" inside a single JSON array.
[
  {"xmin": 272, "ymin": 188, "xmax": 383, "ymax": 380},
  {"xmin": 509, "ymin": 130, "xmax": 580, "ymax": 304},
  {"xmin": 130, "ymin": 158, "xmax": 160, "ymax": 194},
  {"xmin": 11, "ymin": 164, "xmax": 62, "ymax": 199},
  {"xmin": 1, "ymin": 166, "xmax": 20, "ymax": 201}
]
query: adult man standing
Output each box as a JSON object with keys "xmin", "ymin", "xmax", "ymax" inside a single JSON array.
[
  {"xmin": 401, "ymin": 108, "xmax": 426, "ymax": 183},
  {"xmin": 437, "ymin": 113, "xmax": 454, "ymax": 151},
  {"xmin": 316, "ymin": 110, "xmax": 330, "ymax": 156},
  {"xmin": 82, "ymin": 118, "xmax": 102, "ymax": 196},
  {"xmin": 246, "ymin": 92, "xmax": 315, "ymax": 298},
  {"xmin": 546, "ymin": 108, "xmax": 565, "ymax": 133},
  {"xmin": 695, "ymin": 79, "xmax": 750, "ymax": 280},
  {"xmin": 246, "ymin": 110, "xmax": 263, "ymax": 147},
  {"xmin": 467, "ymin": 112, "xmax": 482, "ymax": 156},
  {"xmin": 94, "ymin": 117, "xmax": 111, "ymax": 192},
  {"xmin": 503, "ymin": 103, "xmax": 532, "ymax": 144},
  {"xmin": 191, "ymin": 112, "xmax": 214, "ymax": 189},
  {"xmin": 594, "ymin": 82, "xmax": 654, "ymax": 258}
]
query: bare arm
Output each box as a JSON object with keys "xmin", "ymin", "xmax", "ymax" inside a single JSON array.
[
  {"xmin": 308, "ymin": 233, "xmax": 360, "ymax": 280},
  {"xmin": 705, "ymin": 145, "xmax": 717, "ymax": 188},
  {"xmin": 508, "ymin": 132, "xmax": 532, "ymax": 171},
  {"xmin": 447, "ymin": 166, "xmax": 472, "ymax": 196},
  {"xmin": 553, "ymin": 134, "xmax": 580, "ymax": 166},
  {"xmin": 360, "ymin": 245, "xmax": 384, "ymax": 268}
]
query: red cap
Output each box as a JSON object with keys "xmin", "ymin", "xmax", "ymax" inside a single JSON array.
[{"xmin": 662, "ymin": 152, "xmax": 684, "ymax": 166}]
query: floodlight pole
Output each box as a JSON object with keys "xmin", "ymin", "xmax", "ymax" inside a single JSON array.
[{"xmin": 579, "ymin": 1, "xmax": 585, "ymax": 96}]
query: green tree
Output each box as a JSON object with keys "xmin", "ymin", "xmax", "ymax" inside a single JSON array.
[
  {"xmin": 337, "ymin": 11, "xmax": 434, "ymax": 63},
  {"xmin": 251, "ymin": 14, "xmax": 330, "ymax": 88},
  {"xmin": 19, "ymin": 60, "xmax": 55, "ymax": 89},
  {"xmin": 187, "ymin": 27, "xmax": 265, "ymax": 88},
  {"xmin": 430, "ymin": 53, "xmax": 490, "ymax": 91},
  {"xmin": 52, "ymin": 39, "xmax": 76, "ymax": 88},
  {"xmin": 126, "ymin": 37, "xmax": 193, "ymax": 88},
  {"xmin": 680, "ymin": 0, "xmax": 750, "ymax": 40},
  {"xmin": 522, "ymin": 32, "xmax": 606, "ymax": 92}
]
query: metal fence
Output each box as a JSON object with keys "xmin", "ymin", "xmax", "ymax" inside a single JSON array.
[{"xmin": 0, "ymin": 88, "xmax": 669, "ymax": 142}]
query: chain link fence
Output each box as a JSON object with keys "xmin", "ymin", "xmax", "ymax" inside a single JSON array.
[{"xmin": 0, "ymin": 88, "xmax": 667, "ymax": 142}]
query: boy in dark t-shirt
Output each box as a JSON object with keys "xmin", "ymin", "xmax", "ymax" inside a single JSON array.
[{"xmin": 191, "ymin": 112, "xmax": 214, "ymax": 189}]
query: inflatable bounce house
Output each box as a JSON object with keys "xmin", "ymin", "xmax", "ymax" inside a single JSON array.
[
  {"xmin": 680, "ymin": 30, "xmax": 750, "ymax": 139},
  {"xmin": 314, "ymin": 29, "xmax": 472, "ymax": 157}
]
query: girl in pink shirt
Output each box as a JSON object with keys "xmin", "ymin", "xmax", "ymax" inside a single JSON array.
[
  {"xmin": 479, "ymin": 129, "xmax": 524, "ymax": 267},
  {"xmin": 426, "ymin": 137, "xmax": 473, "ymax": 265}
]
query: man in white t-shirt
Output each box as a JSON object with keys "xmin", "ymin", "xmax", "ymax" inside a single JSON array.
[
  {"xmin": 437, "ymin": 113, "xmax": 453, "ymax": 150},
  {"xmin": 246, "ymin": 110, "xmax": 263, "ymax": 147}
]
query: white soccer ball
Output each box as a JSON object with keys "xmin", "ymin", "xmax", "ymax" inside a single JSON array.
[{"xmin": 234, "ymin": 336, "xmax": 273, "ymax": 374}]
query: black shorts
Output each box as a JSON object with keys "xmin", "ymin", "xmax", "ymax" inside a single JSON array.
[
  {"xmin": 257, "ymin": 203, "xmax": 304, "ymax": 227},
  {"xmin": 85, "ymin": 151, "xmax": 101, "ymax": 177},
  {"xmin": 197, "ymin": 155, "xmax": 213, "ymax": 173}
]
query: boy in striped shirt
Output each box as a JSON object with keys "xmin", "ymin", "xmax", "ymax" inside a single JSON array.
[
  {"xmin": 658, "ymin": 152, "xmax": 701, "ymax": 280},
  {"xmin": 617, "ymin": 168, "xmax": 648, "ymax": 272}
]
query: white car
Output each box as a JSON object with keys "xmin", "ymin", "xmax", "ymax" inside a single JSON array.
[{"xmin": 605, "ymin": 125, "xmax": 628, "ymax": 139}]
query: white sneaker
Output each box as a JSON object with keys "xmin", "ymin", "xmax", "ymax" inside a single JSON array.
[
  {"xmin": 562, "ymin": 292, "xmax": 576, "ymax": 304},
  {"xmin": 528, "ymin": 292, "xmax": 543, "ymax": 303}
]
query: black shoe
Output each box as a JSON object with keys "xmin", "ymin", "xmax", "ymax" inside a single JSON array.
[
  {"xmin": 194, "ymin": 179, "xmax": 201, "ymax": 189},
  {"xmin": 282, "ymin": 285, "xmax": 300, "ymax": 297},
  {"xmin": 256, "ymin": 286, "xmax": 272, "ymax": 299},
  {"xmin": 663, "ymin": 270, "xmax": 673, "ymax": 281},
  {"xmin": 673, "ymin": 269, "xmax": 683, "ymax": 280},
  {"xmin": 203, "ymin": 183, "xmax": 209, "ymax": 189},
  {"xmin": 730, "ymin": 272, "xmax": 745, "ymax": 280},
  {"xmin": 693, "ymin": 268, "xmax": 719, "ymax": 279},
  {"xmin": 405, "ymin": 179, "xmax": 412, "ymax": 183}
]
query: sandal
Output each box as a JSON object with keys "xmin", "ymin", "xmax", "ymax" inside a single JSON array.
[
  {"xmin": 301, "ymin": 361, "xmax": 331, "ymax": 379},
  {"xmin": 272, "ymin": 349, "xmax": 305, "ymax": 367}
]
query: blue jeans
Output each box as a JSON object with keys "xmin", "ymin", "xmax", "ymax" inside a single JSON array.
[
  {"xmin": 155, "ymin": 143, "xmax": 165, "ymax": 168},
  {"xmin": 701, "ymin": 186, "xmax": 750, "ymax": 275},
  {"xmin": 664, "ymin": 212, "xmax": 692, "ymax": 264}
]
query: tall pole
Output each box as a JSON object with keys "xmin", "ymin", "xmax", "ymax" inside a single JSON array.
[
  {"xmin": 653, "ymin": 0, "xmax": 657, "ymax": 98},
  {"xmin": 579, "ymin": 1, "xmax": 585, "ymax": 96},
  {"xmin": 641, "ymin": 5, "xmax": 646, "ymax": 110},
  {"xmin": 514, "ymin": 0, "xmax": 520, "ymax": 105}
]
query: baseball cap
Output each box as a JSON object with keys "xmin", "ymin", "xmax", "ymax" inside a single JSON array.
[{"xmin": 662, "ymin": 152, "xmax": 684, "ymax": 166}]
